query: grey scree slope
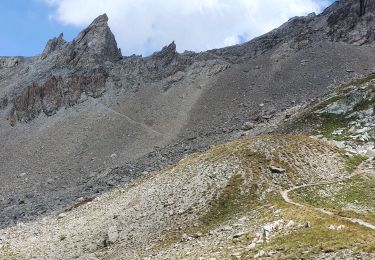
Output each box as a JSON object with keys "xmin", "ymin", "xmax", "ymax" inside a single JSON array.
[{"xmin": 0, "ymin": 0, "xmax": 375, "ymax": 228}]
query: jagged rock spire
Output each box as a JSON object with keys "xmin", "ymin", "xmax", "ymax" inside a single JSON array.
[
  {"xmin": 40, "ymin": 14, "xmax": 122, "ymax": 64},
  {"xmin": 72, "ymin": 13, "xmax": 122, "ymax": 63},
  {"xmin": 41, "ymin": 33, "xmax": 66, "ymax": 59},
  {"xmin": 152, "ymin": 41, "xmax": 177, "ymax": 66}
]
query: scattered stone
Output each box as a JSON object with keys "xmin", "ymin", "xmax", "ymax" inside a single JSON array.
[
  {"xmin": 192, "ymin": 232, "xmax": 203, "ymax": 238},
  {"xmin": 262, "ymin": 114, "xmax": 273, "ymax": 120},
  {"xmin": 285, "ymin": 220, "xmax": 295, "ymax": 228},
  {"xmin": 332, "ymin": 129, "xmax": 344, "ymax": 136},
  {"xmin": 19, "ymin": 172, "xmax": 27, "ymax": 177},
  {"xmin": 247, "ymin": 242, "xmax": 256, "ymax": 250},
  {"xmin": 221, "ymin": 225, "xmax": 233, "ymax": 231},
  {"xmin": 263, "ymin": 225, "xmax": 272, "ymax": 238},
  {"xmin": 285, "ymin": 113, "xmax": 293, "ymax": 119},
  {"xmin": 233, "ymin": 232, "xmax": 246, "ymax": 238},
  {"xmin": 105, "ymin": 226, "xmax": 119, "ymax": 245},
  {"xmin": 181, "ymin": 233, "xmax": 192, "ymax": 242},
  {"xmin": 238, "ymin": 216, "xmax": 248, "ymax": 222},
  {"xmin": 242, "ymin": 122, "xmax": 255, "ymax": 131},
  {"xmin": 328, "ymin": 224, "xmax": 346, "ymax": 230},
  {"xmin": 57, "ymin": 213, "xmax": 67, "ymax": 219},
  {"xmin": 255, "ymin": 250, "xmax": 266, "ymax": 258},
  {"xmin": 269, "ymin": 166, "xmax": 286, "ymax": 173},
  {"xmin": 304, "ymin": 222, "xmax": 311, "ymax": 228},
  {"xmin": 327, "ymin": 140, "xmax": 346, "ymax": 149},
  {"xmin": 231, "ymin": 252, "xmax": 242, "ymax": 259}
]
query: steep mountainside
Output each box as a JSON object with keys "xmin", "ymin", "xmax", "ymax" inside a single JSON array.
[
  {"xmin": 1, "ymin": 130, "xmax": 374, "ymax": 259},
  {"xmin": 0, "ymin": 0, "xmax": 375, "ymax": 231},
  {"xmin": 2, "ymin": 135, "xmax": 374, "ymax": 259}
]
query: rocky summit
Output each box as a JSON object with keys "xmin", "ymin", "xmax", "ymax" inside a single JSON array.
[{"xmin": 1, "ymin": 0, "xmax": 375, "ymax": 259}]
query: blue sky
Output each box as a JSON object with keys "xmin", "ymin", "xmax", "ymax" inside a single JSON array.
[
  {"xmin": 1, "ymin": 0, "xmax": 334, "ymax": 57},
  {"xmin": 0, "ymin": 0, "xmax": 79, "ymax": 56}
]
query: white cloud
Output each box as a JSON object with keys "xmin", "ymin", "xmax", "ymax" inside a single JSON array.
[{"xmin": 42, "ymin": 0, "xmax": 331, "ymax": 56}]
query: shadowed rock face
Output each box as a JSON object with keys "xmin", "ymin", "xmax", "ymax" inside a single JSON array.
[
  {"xmin": 1, "ymin": 1, "xmax": 375, "ymax": 229},
  {"xmin": 9, "ymin": 68, "xmax": 108, "ymax": 124},
  {"xmin": 325, "ymin": 0, "xmax": 375, "ymax": 44}
]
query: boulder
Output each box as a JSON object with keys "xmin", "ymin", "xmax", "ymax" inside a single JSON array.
[
  {"xmin": 105, "ymin": 226, "xmax": 119, "ymax": 245},
  {"xmin": 318, "ymin": 90, "xmax": 366, "ymax": 115},
  {"xmin": 242, "ymin": 122, "xmax": 255, "ymax": 131},
  {"xmin": 269, "ymin": 166, "xmax": 286, "ymax": 173}
]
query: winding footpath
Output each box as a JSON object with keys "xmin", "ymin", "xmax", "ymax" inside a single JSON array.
[{"xmin": 281, "ymin": 161, "xmax": 375, "ymax": 230}]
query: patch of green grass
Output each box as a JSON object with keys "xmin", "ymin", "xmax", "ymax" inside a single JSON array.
[
  {"xmin": 347, "ymin": 75, "xmax": 375, "ymax": 88},
  {"xmin": 290, "ymin": 175, "xmax": 375, "ymax": 225},
  {"xmin": 344, "ymin": 154, "xmax": 368, "ymax": 173},
  {"xmin": 199, "ymin": 174, "xmax": 260, "ymax": 231},
  {"xmin": 241, "ymin": 195, "xmax": 375, "ymax": 259},
  {"xmin": 318, "ymin": 114, "xmax": 350, "ymax": 140},
  {"xmin": 286, "ymin": 106, "xmax": 350, "ymax": 139},
  {"xmin": 156, "ymin": 136, "xmax": 374, "ymax": 259},
  {"xmin": 285, "ymin": 75, "xmax": 375, "ymax": 137},
  {"xmin": 266, "ymin": 209, "xmax": 374, "ymax": 258},
  {"xmin": 229, "ymin": 194, "xmax": 375, "ymax": 259}
]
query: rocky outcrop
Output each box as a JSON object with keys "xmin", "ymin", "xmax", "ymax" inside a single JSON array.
[
  {"xmin": 151, "ymin": 41, "xmax": 178, "ymax": 67},
  {"xmin": 317, "ymin": 89, "xmax": 366, "ymax": 115},
  {"xmin": 40, "ymin": 14, "xmax": 122, "ymax": 67},
  {"xmin": 9, "ymin": 68, "xmax": 107, "ymax": 124},
  {"xmin": 0, "ymin": 57, "xmax": 22, "ymax": 68},
  {"xmin": 40, "ymin": 33, "xmax": 66, "ymax": 59},
  {"xmin": 4, "ymin": 14, "xmax": 123, "ymax": 124},
  {"xmin": 69, "ymin": 14, "xmax": 122, "ymax": 64},
  {"xmin": 324, "ymin": 0, "xmax": 375, "ymax": 44},
  {"xmin": 145, "ymin": 41, "xmax": 186, "ymax": 80}
]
